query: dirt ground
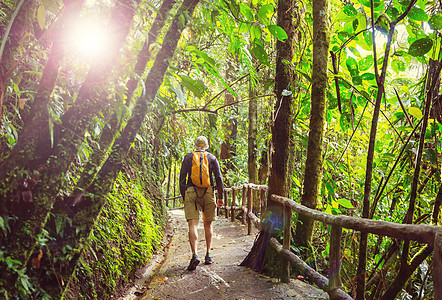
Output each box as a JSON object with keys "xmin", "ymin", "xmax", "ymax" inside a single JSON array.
[{"xmin": 119, "ymin": 209, "xmax": 329, "ymax": 300}]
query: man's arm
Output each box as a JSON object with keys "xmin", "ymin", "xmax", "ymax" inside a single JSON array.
[
  {"xmin": 211, "ymin": 156, "xmax": 224, "ymax": 207},
  {"xmin": 179, "ymin": 153, "xmax": 191, "ymax": 199}
]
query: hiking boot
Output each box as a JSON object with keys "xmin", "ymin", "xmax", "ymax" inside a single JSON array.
[
  {"xmin": 187, "ymin": 255, "xmax": 200, "ymax": 271},
  {"xmin": 204, "ymin": 255, "xmax": 214, "ymax": 265}
]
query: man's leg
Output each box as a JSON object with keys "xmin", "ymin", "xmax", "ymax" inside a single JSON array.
[
  {"xmin": 203, "ymin": 220, "xmax": 215, "ymax": 264},
  {"xmin": 203, "ymin": 220, "xmax": 213, "ymax": 253},
  {"xmin": 187, "ymin": 219, "xmax": 200, "ymax": 270},
  {"xmin": 188, "ymin": 219, "xmax": 199, "ymax": 255}
]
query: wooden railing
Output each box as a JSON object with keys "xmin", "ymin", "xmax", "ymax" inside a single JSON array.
[
  {"xmin": 217, "ymin": 184, "xmax": 442, "ymax": 300},
  {"xmin": 164, "ymin": 184, "xmax": 442, "ymax": 299},
  {"xmin": 221, "ymin": 184, "xmax": 266, "ymax": 233},
  {"xmin": 164, "ymin": 195, "xmax": 183, "ymax": 210}
]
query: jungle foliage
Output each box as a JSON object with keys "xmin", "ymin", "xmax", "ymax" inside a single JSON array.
[{"xmin": 1, "ymin": 0, "xmax": 442, "ymax": 299}]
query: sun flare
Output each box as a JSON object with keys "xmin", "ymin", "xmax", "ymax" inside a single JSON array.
[{"xmin": 67, "ymin": 19, "xmax": 110, "ymax": 61}]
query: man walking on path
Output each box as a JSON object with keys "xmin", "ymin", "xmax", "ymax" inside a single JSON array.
[{"xmin": 179, "ymin": 136, "xmax": 224, "ymax": 271}]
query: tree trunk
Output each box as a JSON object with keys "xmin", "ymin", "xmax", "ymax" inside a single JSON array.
[
  {"xmin": 220, "ymin": 59, "xmax": 238, "ymax": 180},
  {"xmin": 0, "ymin": 0, "xmax": 85, "ymax": 181},
  {"xmin": 293, "ymin": 0, "xmax": 329, "ymax": 247},
  {"xmin": 248, "ymin": 81, "xmax": 258, "ymax": 185},
  {"xmin": 0, "ymin": 0, "xmax": 138, "ymax": 292},
  {"xmin": 241, "ymin": 0, "xmax": 296, "ymax": 273},
  {"xmin": 248, "ymin": 79, "xmax": 259, "ymax": 209}
]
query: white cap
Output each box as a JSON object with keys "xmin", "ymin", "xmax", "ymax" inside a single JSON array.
[{"xmin": 195, "ymin": 136, "xmax": 209, "ymax": 150}]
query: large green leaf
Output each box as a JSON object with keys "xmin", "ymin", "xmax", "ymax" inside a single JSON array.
[
  {"xmin": 37, "ymin": 5, "xmax": 46, "ymax": 29},
  {"xmin": 375, "ymin": 15, "xmax": 390, "ymax": 35},
  {"xmin": 391, "ymin": 58, "xmax": 406, "ymax": 73},
  {"xmin": 408, "ymin": 7, "xmax": 428, "ymax": 22},
  {"xmin": 267, "ymin": 25, "xmax": 288, "ymax": 42},
  {"xmin": 355, "ymin": 14, "xmax": 367, "ymax": 32},
  {"xmin": 386, "ymin": 6, "xmax": 399, "ymax": 20},
  {"xmin": 408, "ymin": 37, "xmax": 433, "ymax": 57},
  {"xmin": 363, "ymin": 30, "xmax": 373, "ymax": 48},
  {"xmin": 343, "ymin": 5, "xmax": 357, "ymax": 16},
  {"xmin": 408, "ymin": 107, "xmax": 423, "ymax": 119},
  {"xmin": 240, "ymin": 3, "xmax": 254, "ymax": 21},
  {"xmin": 252, "ymin": 43, "xmax": 269, "ymax": 66},
  {"xmin": 358, "ymin": 55, "xmax": 374, "ymax": 71},
  {"xmin": 257, "ymin": 4, "xmax": 273, "ymax": 25},
  {"xmin": 429, "ymin": 14, "xmax": 442, "ymax": 30},
  {"xmin": 352, "ymin": 75, "xmax": 362, "ymax": 85},
  {"xmin": 179, "ymin": 75, "xmax": 206, "ymax": 98},
  {"xmin": 398, "ymin": 0, "xmax": 412, "ymax": 6},
  {"xmin": 346, "ymin": 57, "xmax": 359, "ymax": 77},
  {"xmin": 250, "ymin": 25, "xmax": 262, "ymax": 41},
  {"xmin": 337, "ymin": 198, "xmax": 354, "ymax": 208},
  {"xmin": 361, "ymin": 73, "xmax": 375, "ymax": 81}
]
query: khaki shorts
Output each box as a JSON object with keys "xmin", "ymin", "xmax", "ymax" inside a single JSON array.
[{"xmin": 184, "ymin": 186, "xmax": 216, "ymax": 222}]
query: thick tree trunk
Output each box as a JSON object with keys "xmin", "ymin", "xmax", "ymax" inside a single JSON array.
[
  {"xmin": 0, "ymin": 1, "xmax": 138, "ymax": 292},
  {"xmin": 0, "ymin": 0, "xmax": 39, "ymax": 127},
  {"xmin": 293, "ymin": 0, "xmax": 329, "ymax": 247},
  {"xmin": 0, "ymin": 0, "xmax": 84, "ymax": 182},
  {"xmin": 241, "ymin": 0, "xmax": 295, "ymax": 272}
]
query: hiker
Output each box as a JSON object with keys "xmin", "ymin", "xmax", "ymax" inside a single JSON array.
[{"xmin": 179, "ymin": 136, "xmax": 224, "ymax": 271}]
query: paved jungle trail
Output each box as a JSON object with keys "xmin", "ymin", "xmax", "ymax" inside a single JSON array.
[{"xmin": 121, "ymin": 209, "xmax": 328, "ymax": 300}]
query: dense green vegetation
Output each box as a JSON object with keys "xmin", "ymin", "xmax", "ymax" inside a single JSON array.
[
  {"xmin": 68, "ymin": 173, "xmax": 163, "ymax": 299},
  {"xmin": 1, "ymin": 0, "xmax": 441, "ymax": 299}
]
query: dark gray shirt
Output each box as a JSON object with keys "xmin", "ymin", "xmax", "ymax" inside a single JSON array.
[{"xmin": 179, "ymin": 150, "xmax": 224, "ymax": 199}]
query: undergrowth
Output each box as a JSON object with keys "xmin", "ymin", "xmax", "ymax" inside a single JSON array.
[{"xmin": 66, "ymin": 172, "xmax": 164, "ymax": 299}]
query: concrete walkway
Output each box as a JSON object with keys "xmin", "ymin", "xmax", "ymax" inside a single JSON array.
[{"xmin": 121, "ymin": 209, "xmax": 328, "ymax": 300}]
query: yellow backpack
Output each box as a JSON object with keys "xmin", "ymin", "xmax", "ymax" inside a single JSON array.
[{"xmin": 191, "ymin": 151, "xmax": 211, "ymax": 188}]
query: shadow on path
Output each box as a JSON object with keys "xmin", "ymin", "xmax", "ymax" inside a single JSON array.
[{"xmin": 121, "ymin": 209, "xmax": 328, "ymax": 300}]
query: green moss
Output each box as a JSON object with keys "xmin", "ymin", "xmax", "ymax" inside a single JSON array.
[{"xmin": 67, "ymin": 173, "xmax": 163, "ymax": 299}]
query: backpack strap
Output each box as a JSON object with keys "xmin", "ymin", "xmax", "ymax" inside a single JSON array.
[{"xmin": 193, "ymin": 186, "xmax": 208, "ymax": 212}]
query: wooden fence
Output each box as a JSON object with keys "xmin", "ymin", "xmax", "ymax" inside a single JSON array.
[
  {"xmin": 164, "ymin": 184, "xmax": 442, "ymax": 300},
  {"xmin": 165, "ymin": 195, "xmax": 183, "ymax": 210}
]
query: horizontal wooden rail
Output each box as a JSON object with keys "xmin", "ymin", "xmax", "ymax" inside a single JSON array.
[
  {"xmin": 164, "ymin": 195, "xmax": 182, "ymax": 200},
  {"xmin": 164, "ymin": 195, "xmax": 183, "ymax": 210},
  {"xmin": 271, "ymin": 195, "xmax": 439, "ymax": 244}
]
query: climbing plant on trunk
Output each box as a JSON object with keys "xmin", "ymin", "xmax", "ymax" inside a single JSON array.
[
  {"xmin": 293, "ymin": 0, "xmax": 329, "ymax": 250},
  {"xmin": 241, "ymin": 0, "xmax": 296, "ymax": 276}
]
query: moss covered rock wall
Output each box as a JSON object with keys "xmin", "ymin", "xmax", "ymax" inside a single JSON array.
[{"xmin": 66, "ymin": 172, "xmax": 164, "ymax": 299}]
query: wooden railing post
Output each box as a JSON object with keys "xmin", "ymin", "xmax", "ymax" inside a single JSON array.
[
  {"xmin": 231, "ymin": 188, "xmax": 236, "ymax": 222},
  {"xmin": 260, "ymin": 188, "xmax": 266, "ymax": 215},
  {"xmin": 434, "ymin": 231, "xmax": 442, "ymax": 300},
  {"xmin": 242, "ymin": 185, "xmax": 247, "ymax": 225},
  {"xmin": 224, "ymin": 190, "xmax": 228, "ymax": 218},
  {"xmin": 281, "ymin": 202, "xmax": 291, "ymax": 283},
  {"xmin": 329, "ymin": 225, "xmax": 342, "ymax": 291},
  {"xmin": 247, "ymin": 185, "xmax": 253, "ymax": 235}
]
